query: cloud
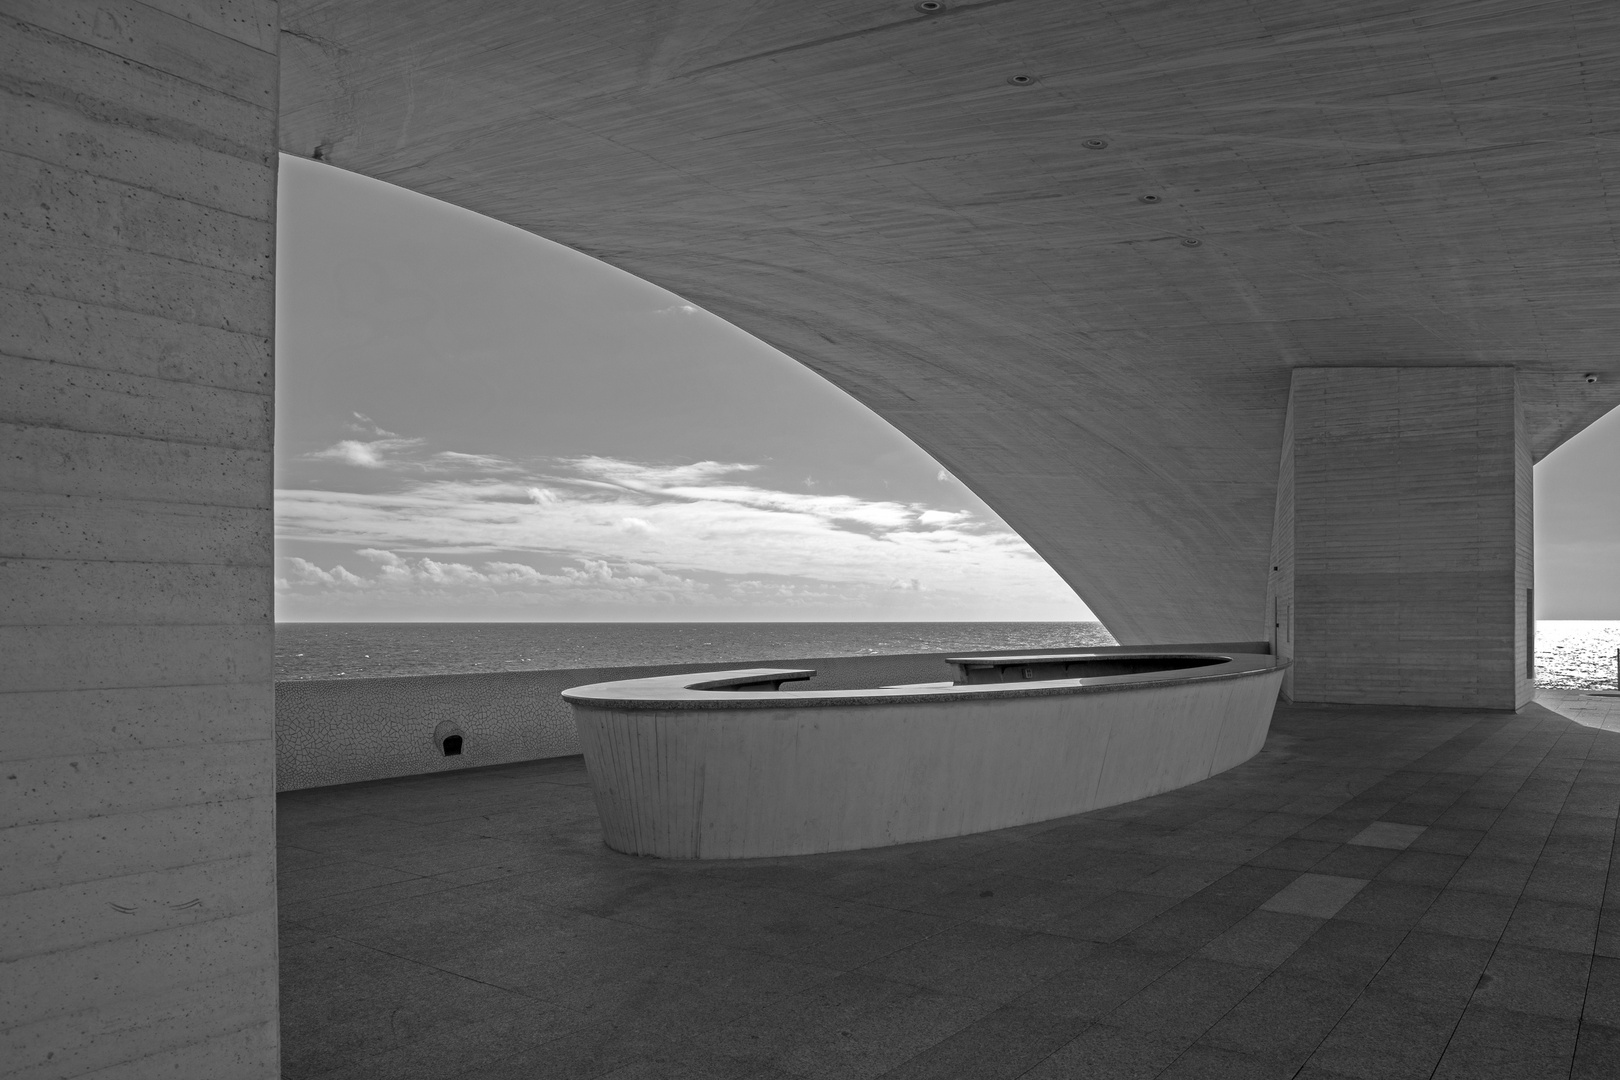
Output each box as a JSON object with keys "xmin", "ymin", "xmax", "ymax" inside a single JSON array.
[
  {"xmin": 279, "ymin": 549, "xmax": 712, "ymax": 608},
  {"xmin": 277, "ymin": 453, "xmax": 1053, "ymax": 589},
  {"xmin": 276, "ymin": 431, "xmax": 1092, "ymax": 619},
  {"xmin": 347, "ymin": 412, "xmax": 397, "ymax": 437},
  {"xmin": 308, "ymin": 429, "xmax": 512, "ymax": 473},
  {"xmin": 563, "ymin": 457, "xmax": 928, "ymax": 530},
  {"xmin": 574, "ymin": 458, "xmax": 753, "ymax": 488},
  {"xmin": 308, "ymin": 436, "xmax": 424, "ymax": 468},
  {"xmin": 284, "ymin": 556, "xmax": 366, "ymax": 586}
]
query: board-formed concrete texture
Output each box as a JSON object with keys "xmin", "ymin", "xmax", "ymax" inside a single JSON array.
[
  {"xmin": 9, "ymin": 0, "xmax": 1620, "ymax": 1075},
  {"xmin": 1273, "ymin": 368, "xmax": 1535, "ymax": 711},
  {"xmin": 276, "ymin": 0, "xmax": 1620, "ymax": 648},
  {"xmin": 1, "ymin": 1, "xmax": 282, "ymax": 1076}
]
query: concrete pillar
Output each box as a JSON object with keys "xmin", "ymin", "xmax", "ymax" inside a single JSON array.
[
  {"xmin": 1, "ymin": 2, "xmax": 281, "ymax": 1075},
  {"xmin": 1268, "ymin": 368, "xmax": 1533, "ymax": 710}
]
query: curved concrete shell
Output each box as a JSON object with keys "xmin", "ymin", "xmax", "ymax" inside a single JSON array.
[
  {"xmin": 280, "ymin": 0, "xmax": 1620, "ymax": 642},
  {"xmin": 8, "ymin": 2, "xmax": 1620, "ymax": 1073}
]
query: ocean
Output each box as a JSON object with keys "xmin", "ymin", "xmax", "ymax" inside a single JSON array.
[
  {"xmin": 1534, "ymin": 621, "xmax": 1620, "ymax": 690},
  {"xmin": 273, "ymin": 620, "xmax": 1620, "ymax": 690},
  {"xmin": 274, "ymin": 622, "xmax": 1117, "ymax": 681}
]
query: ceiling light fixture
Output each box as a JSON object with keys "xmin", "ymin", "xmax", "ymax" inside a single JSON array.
[
  {"xmin": 915, "ymin": 1, "xmax": 945, "ymax": 12},
  {"xmin": 1007, "ymin": 74, "xmax": 1035, "ymax": 86},
  {"xmin": 1082, "ymin": 138, "xmax": 1108, "ymax": 150},
  {"xmin": 1181, "ymin": 237, "xmax": 1203, "ymax": 247},
  {"xmin": 1138, "ymin": 194, "xmax": 1162, "ymax": 204}
]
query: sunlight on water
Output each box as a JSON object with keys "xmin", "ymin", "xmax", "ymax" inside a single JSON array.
[
  {"xmin": 1536, "ymin": 621, "xmax": 1620, "ymax": 690},
  {"xmin": 275, "ymin": 620, "xmax": 1620, "ymax": 689}
]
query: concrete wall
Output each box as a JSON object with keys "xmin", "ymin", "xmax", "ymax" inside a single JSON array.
[
  {"xmin": 274, "ymin": 643, "xmax": 1268, "ymax": 792},
  {"xmin": 1267, "ymin": 391, "xmax": 1297, "ymax": 700},
  {"xmin": 1515, "ymin": 386, "xmax": 1535, "ymax": 700},
  {"xmin": 1279, "ymin": 368, "xmax": 1531, "ymax": 710},
  {"xmin": 1, "ymin": 2, "xmax": 282, "ymax": 1076},
  {"xmin": 576, "ymin": 667, "xmax": 1286, "ymax": 859}
]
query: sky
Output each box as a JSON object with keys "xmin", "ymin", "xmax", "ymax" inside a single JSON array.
[
  {"xmin": 275, "ymin": 156, "xmax": 1620, "ymax": 624},
  {"xmin": 1536, "ymin": 406, "xmax": 1620, "ymax": 619},
  {"xmin": 274, "ymin": 156, "xmax": 1094, "ymax": 622}
]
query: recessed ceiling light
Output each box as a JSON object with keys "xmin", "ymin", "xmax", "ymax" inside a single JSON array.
[
  {"xmin": 1007, "ymin": 74, "xmax": 1035, "ymax": 86},
  {"xmin": 1138, "ymin": 194, "xmax": 1162, "ymax": 204},
  {"xmin": 1082, "ymin": 138, "xmax": 1108, "ymax": 150},
  {"xmin": 1181, "ymin": 237, "xmax": 1203, "ymax": 247},
  {"xmin": 915, "ymin": 1, "xmax": 945, "ymax": 12}
]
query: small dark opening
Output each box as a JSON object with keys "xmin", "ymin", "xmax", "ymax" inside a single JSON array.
[
  {"xmin": 958, "ymin": 655, "xmax": 1227, "ymax": 684},
  {"xmin": 442, "ymin": 735, "xmax": 463, "ymax": 756},
  {"xmin": 1526, "ymin": 588, "xmax": 1534, "ymax": 679}
]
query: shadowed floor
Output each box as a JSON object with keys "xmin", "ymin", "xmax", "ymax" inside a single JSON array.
[{"xmin": 278, "ymin": 693, "xmax": 1620, "ymax": 1079}]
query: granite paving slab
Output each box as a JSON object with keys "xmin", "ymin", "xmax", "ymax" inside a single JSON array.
[{"xmin": 279, "ymin": 692, "xmax": 1620, "ymax": 1078}]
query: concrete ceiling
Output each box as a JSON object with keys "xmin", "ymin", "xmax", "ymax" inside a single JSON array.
[{"xmin": 278, "ymin": 0, "xmax": 1620, "ymax": 642}]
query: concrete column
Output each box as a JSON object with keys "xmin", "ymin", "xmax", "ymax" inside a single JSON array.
[
  {"xmin": 1, "ymin": 2, "xmax": 281, "ymax": 1076},
  {"xmin": 1268, "ymin": 368, "xmax": 1533, "ymax": 710}
]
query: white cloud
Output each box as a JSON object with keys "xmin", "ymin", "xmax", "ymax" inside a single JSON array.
[
  {"xmin": 347, "ymin": 412, "xmax": 397, "ymax": 437},
  {"xmin": 277, "ymin": 434, "xmax": 1092, "ymax": 619},
  {"xmin": 279, "ymin": 548, "xmax": 714, "ymax": 609},
  {"xmin": 284, "ymin": 556, "xmax": 366, "ymax": 586},
  {"xmin": 308, "ymin": 436, "xmax": 424, "ymax": 469},
  {"xmin": 277, "ymin": 455, "xmax": 1056, "ymax": 589},
  {"xmin": 574, "ymin": 457, "xmax": 752, "ymax": 488}
]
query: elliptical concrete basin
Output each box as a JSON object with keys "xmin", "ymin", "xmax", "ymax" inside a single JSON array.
[{"xmin": 562, "ymin": 652, "xmax": 1287, "ymax": 859}]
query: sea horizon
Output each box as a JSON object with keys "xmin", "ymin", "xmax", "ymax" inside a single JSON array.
[
  {"xmin": 275, "ymin": 618, "xmax": 1620, "ymax": 690},
  {"xmin": 274, "ymin": 620, "xmax": 1118, "ymax": 681}
]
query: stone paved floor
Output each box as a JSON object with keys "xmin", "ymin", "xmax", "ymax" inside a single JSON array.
[
  {"xmin": 278, "ymin": 693, "xmax": 1620, "ymax": 1079},
  {"xmin": 1538, "ymin": 688, "xmax": 1620, "ymax": 734}
]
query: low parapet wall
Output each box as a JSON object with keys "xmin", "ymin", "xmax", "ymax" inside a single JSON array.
[{"xmin": 273, "ymin": 641, "xmax": 1267, "ymax": 791}]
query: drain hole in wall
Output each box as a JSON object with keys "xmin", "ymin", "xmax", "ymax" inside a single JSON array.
[{"xmin": 433, "ymin": 720, "xmax": 465, "ymax": 758}]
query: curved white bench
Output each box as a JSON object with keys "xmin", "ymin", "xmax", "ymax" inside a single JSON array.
[{"xmin": 562, "ymin": 651, "xmax": 1287, "ymax": 859}]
